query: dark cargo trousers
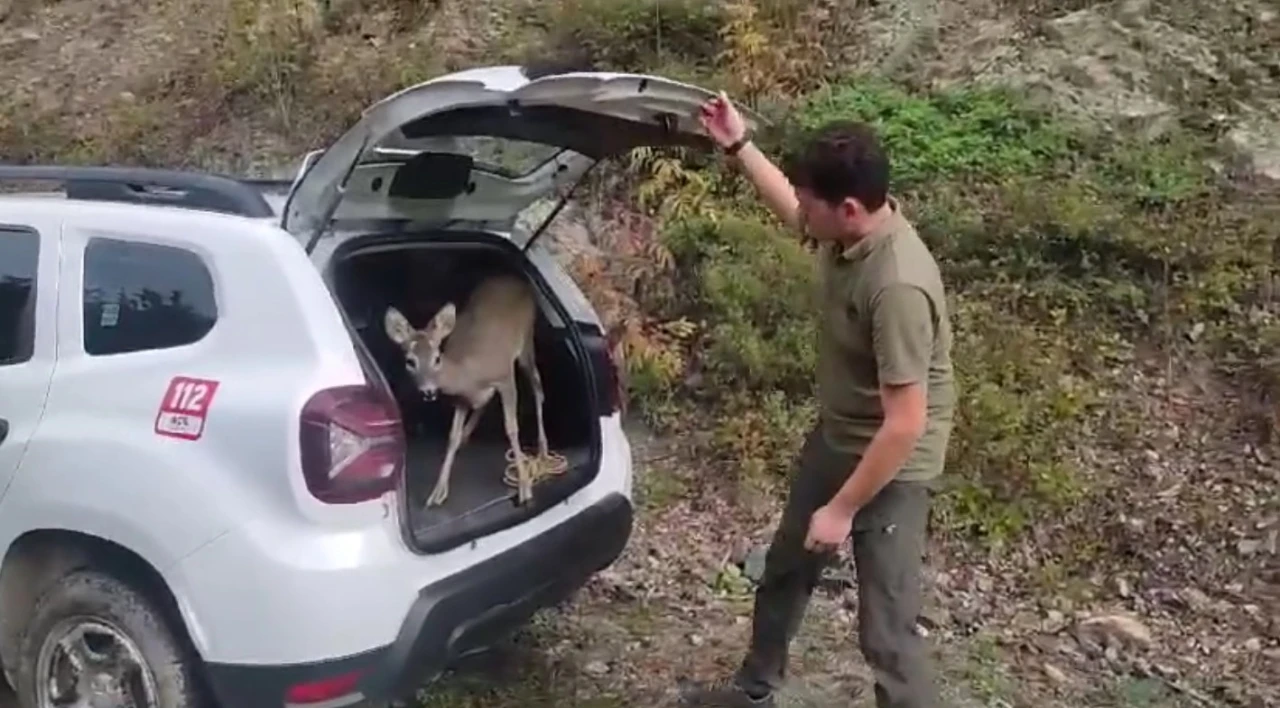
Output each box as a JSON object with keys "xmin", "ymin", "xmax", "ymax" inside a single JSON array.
[{"xmin": 735, "ymin": 426, "xmax": 939, "ymax": 708}]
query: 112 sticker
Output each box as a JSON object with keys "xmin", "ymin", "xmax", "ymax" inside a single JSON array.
[{"xmin": 155, "ymin": 376, "xmax": 220, "ymax": 441}]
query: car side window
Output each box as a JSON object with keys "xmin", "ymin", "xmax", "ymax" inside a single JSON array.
[
  {"xmin": 83, "ymin": 237, "xmax": 218, "ymax": 356},
  {"xmin": 0, "ymin": 226, "xmax": 40, "ymax": 366}
]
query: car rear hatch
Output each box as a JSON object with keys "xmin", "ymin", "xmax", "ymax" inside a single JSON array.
[{"xmin": 280, "ymin": 65, "xmax": 762, "ymax": 254}]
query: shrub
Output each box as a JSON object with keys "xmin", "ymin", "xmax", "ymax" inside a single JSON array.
[
  {"xmin": 938, "ymin": 293, "xmax": 1103, "ymax": 543},
  {"xmin": 792, "ymin": 80, "xmax": 1077, "ymax": 189},
  {"xmin": 213, "ymin": 0, "xmax": 322, "ymax": 117},
  {"xmin": 625, "ymin": 74, "xmax": 1276, "ymax": 545},
  {"xmin": 538, "ymin": 0, "xmax": 723, "ymax": 72},
  {"xmin": 663, "ymin": 215, "xmax": 818, "ymax": 396}
]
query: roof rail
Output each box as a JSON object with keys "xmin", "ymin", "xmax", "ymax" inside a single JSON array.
[{"xmin": 0, "ymin": 165, "xmax": 275, "ymax": 219}]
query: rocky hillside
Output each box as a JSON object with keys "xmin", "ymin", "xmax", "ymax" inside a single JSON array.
[{"xmin": 2, "ymin": 0, "xmax": 1277, "ymax": 706}]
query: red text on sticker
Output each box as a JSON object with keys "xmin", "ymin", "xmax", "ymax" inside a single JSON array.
[{"xmin": 155, "ymin": 376, "xmax": 220, "ymax": 441}]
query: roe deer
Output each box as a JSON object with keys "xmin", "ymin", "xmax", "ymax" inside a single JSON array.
[{"xmin": 384, "ymin": 274, "xmax": 549, "ymax": 507}]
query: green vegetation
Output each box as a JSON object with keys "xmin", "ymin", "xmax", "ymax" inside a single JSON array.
[
  {"xmin": 2, "ymin": 0, "xmax": 1274, "ymax": 553},
  {"xmin": 616, "ymin": 71, "xmax": 1275, "ymax": 547},
  {"xmin": 536, "ymin": 0, "xmax": 723, "ymax": 72},
  {"xmin": 4, "ymin": 0, "xmax": 1276, "ymax": 704}
]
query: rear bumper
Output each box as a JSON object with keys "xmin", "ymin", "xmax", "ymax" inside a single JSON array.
[{"xmin": 203, "ymin": 492, "xmax": 634, "ymax": 707}]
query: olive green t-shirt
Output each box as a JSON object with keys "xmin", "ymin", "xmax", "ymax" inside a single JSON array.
[{"xmin": 815, "ymin": 197, "xmax": 956, "ymax": 482}]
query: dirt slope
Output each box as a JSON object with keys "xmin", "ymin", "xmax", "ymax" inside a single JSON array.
[{"xmin": 2, "ymin": 1, "xmax": 1277, "ymax": 707}]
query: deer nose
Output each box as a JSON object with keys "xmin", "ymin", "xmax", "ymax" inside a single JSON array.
[{"xmin": 421, "ymin": 388, "xmax": 438, "ymax": 402}]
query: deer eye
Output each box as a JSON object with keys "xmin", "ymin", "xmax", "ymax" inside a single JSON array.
[{"xmin": 406, "ymin": 353, "xmax": 420, "ymax": 372}]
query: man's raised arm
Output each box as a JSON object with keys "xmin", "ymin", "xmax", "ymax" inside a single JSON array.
[{"xmin": 698, "ymin": 93, "xmax": 801, "ymax": 233}]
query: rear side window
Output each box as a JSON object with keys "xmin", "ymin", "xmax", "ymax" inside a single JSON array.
[
  {"xmin": 0, "ymin": 226, "xmax": 39, "ymax": 366},
  {"xmin": 83, "ymin": 237, "xmax": 218, "ymax": 356}
]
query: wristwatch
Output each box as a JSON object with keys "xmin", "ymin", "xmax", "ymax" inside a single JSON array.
[{"xmin": 724, "ymin": 135, "xmax": 751, "ymax": 156}]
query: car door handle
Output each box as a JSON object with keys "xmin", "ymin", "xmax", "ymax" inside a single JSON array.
[{"xmin": 0, "ymin": 419, "xmax": 8, "ymax": 445}]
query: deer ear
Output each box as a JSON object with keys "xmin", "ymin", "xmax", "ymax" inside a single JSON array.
[
  {"xmin": 429, "ymin": 303, "xmax": 457, "ymax": 340},
  {"xmin": 384, "ymin": 307, "xmax": 414, "ymax": 346}
]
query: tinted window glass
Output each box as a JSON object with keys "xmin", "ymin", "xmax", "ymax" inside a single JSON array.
[
  {"xmin": 83, "ymin": 238, "xmax": 217, "ymax": 356},
  {"xmin": 378, "ymin": 136, "xmax": 565, "ymax": 178},
  {"xmin": 0, "ymin": 227, "xmax": 39, "ymax": 366}
]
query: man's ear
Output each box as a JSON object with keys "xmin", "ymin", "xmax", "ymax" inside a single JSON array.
[
  {"xmin": 839, "ymin": 197, "xmax": 865, "ymax": 221},
  {"xmin": 384, "ymin": 307, "xmax": 414, "ymax": 347}
]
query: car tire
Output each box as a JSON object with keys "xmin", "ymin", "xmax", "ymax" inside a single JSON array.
[{"xmin": 14, "ymin": 569, "xmax": 206, "ymax": 708}]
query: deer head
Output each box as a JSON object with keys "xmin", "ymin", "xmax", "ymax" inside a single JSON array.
[{"xmin": 385, "ymin": 304, "xmax": 457, "ymax": 400}]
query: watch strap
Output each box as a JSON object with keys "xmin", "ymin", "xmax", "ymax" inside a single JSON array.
[{"xmin": 724, "ymin": 136, "xmax": 750, "ymax": 156}]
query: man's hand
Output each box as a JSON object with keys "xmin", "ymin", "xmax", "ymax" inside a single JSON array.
[
  {"xmin": 698, "ymin": 92, "xmax": 747, "ymax": 149},
  {"xmin": 695, "ymin": 92, "xmax": 801, "ymax": 231},
  {"xmin": 804, "ymin": 502, "xmax": 855, "ymax": 553}
]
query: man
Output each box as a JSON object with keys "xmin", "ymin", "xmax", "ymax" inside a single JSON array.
[{"xmin": 679, "ymin": 94, "xmax": 956, "ymax": 708}]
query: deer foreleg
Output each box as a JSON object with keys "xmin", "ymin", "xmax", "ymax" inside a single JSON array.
[
  {"xmin": 427, "ymin": 403, "xmax": 469, "ymax": 507},
  {"xmin": 519, "ymin": 336, "xmax": 549, "ymax": 459},
  {"xmin": 496, "ymin": 377, "xmax": 532, "ymax": 504},
  {"xmin": 460, "ymin": 403, "xmax": 483, "ymax": 443}
]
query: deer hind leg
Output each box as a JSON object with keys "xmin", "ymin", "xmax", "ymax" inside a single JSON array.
[
  {"xmin": 427, "ymin": 402, "xmax": 470, "ymax": 507},
  {"xmin": 518, "ymin": 332, "xmax": 549, "ymax": 459},
  {"xmin": 496, "ymin": 375, "xmax": 532, "ymax": 504}
]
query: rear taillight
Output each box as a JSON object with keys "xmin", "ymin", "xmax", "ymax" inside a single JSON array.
[
  {"xmin": 285, "ymin": 669, "xmax": 364, "ymax": 705},
  {"xmin": 298, "ymin": 385, "xmax": 405, "ymax": 504}
]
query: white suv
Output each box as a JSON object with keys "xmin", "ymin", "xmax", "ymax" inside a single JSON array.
[{"xmin": 0, "ymin": 66, "xmax": 758, "ymax": 708}]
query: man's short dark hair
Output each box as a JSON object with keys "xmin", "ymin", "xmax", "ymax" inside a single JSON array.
[{"xmin": 784, "ymin": 120, "xmax": 890, "ymax": 211}]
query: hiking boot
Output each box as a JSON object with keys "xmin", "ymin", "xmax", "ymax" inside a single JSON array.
[{"xmin": 676, "ymin": 677, "xmax": 775, "ymax": 707}]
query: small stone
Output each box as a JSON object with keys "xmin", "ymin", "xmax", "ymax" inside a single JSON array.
[
  {"xmin": 1187, "ymin": 322, "xmax": 1205, "ymax": 342},
  {"xmin": 1056, "ymin": 638, "xmax": 1086, "ymax": 659},
  {"xmin": 584, "ymin": 660, "xmax": 610, "ymax": 676},
  {"xmin": 1044, "ymin": 610, "xmax": 1067, "ymax": 633},
  {"xmin": 689, "ymin": 633, "xmax": 705, "ymax": 647},
  {"xmin": 742, "ymin": 546, "xmax": 769, "ymax": 583},
  {"xmin": 1239, "ymin": 538, "xmax": 1263, "ymax": 556},
  {"xmin": 1043, "ymin": 662, "xmax": 1068, "ymax": 684},
  {"xmin": 1079, "ymin": 614, "xmax": 1154, "ymax": 650},
  {"xmin": 1244, "ymin": 638, "xmax": 1263, "ymax": 652},
  {"xmin": 919, "ymin": 606, "xmax": 951, "ymax": 630},
  {"xmin": 1031, "ymin": 635, "xmax": 1059, "ymax": 655},
  {"xmin": 1182, "ymin": 587, "xmax": 1211, "ymax": 611},
  {"xmin": 1116, "ymin": 577, "xmax": 1132, "ymax": 598}
]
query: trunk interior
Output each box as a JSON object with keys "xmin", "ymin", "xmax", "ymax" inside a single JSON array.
[{"xmin": 328, "ymin": 234, "xmax": 600, "ymax": 554}]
